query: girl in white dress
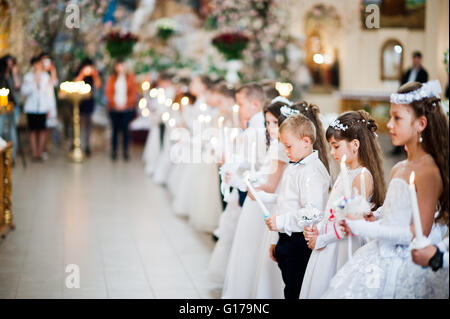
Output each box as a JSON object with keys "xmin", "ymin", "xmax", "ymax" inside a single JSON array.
[
  {"xmin": 143, "ymin": 78, "xmax": 175, "ymax": 176},
  {"xmin": 171, "ymin": 76, "xmax": 212, "ymax": 216},
  {"xmin": 252, "ymin": 101, "xmax": 331, "ymax": 299},
  {"xmin": 208, "ymin": 99, "xmax": 288, "ymax": 288},
  {"xmin": 221, "ymin": 99, "xmax": 291, "ymax": 298},
  {"xmin": 301, "ymin": 110, "xmax": 387, "ymax": 299},
  {"xmin": 322, "ymin": 81, "xmax": 449, "ymax": 298}
]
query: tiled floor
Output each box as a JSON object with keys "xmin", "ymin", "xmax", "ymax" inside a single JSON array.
[
  {"xmin": 2, "ymin": 144, "xmax": 221, "ymax": 299},
  {"xmin": 1, "ymin": 133, "xmax": 403, "ymax": 299}
]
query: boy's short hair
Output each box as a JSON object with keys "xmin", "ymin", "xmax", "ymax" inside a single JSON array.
[
  {"xmin": 212, "ymin": 82, "xmax": 235, "ymax": 100},
  {"xmin": 279, "ymin": 113, "xmax": 316, "ymax": 144},
  {"xmin": 236, "ymin": 82, "xmax": 265, "ymax": 104}
]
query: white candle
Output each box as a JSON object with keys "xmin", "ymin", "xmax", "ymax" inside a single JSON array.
[
  {"xmin": 245, "ymin": 175, "xmax": 270, "ymax": 218},
  {"xmin": 232, "ymin": 104, "xmax": 239, "ymax": 127},
  {"xmin": 340, "ymin": 155, "xmax": 351, "ymax": 198},
  {"xmin": 409, "ymin": 172, "xmax": 424, "ymax": 239},
  {"xmin": 250, "ymin": 141, "xmax": 256, "ymax": 177},
  {"xmin": 360, "ymin": 168, "xmax": 366, "ymax": 200}
]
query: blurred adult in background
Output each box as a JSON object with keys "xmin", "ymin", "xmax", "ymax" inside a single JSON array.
[
  {"xmin": 75, "ymin": 58, "xmax": 102, "ymax": 157},
  {"xmin": 21, "ymin": 55, "xmax": 55, "ymax": 161},
  {"xmin": 0, "ymin": 54, "xmax": 21, "ymax": 162},
  {"xmin": 38, "ymin": 52, "xmax": 58, "ymax": 159},
  {"xmin": 401, "ymin": 51, "xmax": 429, "ymax": 85},
  {"xmin": 105, "ymin": 59, "xmax": 137, "ymax": 161}
]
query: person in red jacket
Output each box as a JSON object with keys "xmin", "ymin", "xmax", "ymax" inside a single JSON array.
[{"xmin": 105, "ymin": 59, "xmax": 137, "ymax": 161}]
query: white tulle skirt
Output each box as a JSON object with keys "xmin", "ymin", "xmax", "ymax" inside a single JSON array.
[
  {"xmin": 172, "ymin": 163, "xmax": 198, "ymax": 217},
  {"xmin": 207, "ymin": 189, "xmax": 241, "ymax": 286},
  {"xmin": 222, "ymin": 197, "xmax": 267, "ymax": 298},
  {"xmin": 188, "ymin": 163, "xmax": 223, "ymax": 233},
  {"xmin": 152, "ymin": 126, "xmax": 172, "ymax": 185},
  {"xmin": 143, "ymin": 122, "xmax": 161, "ymax": 176}
]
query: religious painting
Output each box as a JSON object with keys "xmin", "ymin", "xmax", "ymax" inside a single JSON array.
[{"xmin": 361, "ymin": 0, "xmax": 426, "ymax": 29}]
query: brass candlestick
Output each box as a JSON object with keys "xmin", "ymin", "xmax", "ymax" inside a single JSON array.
[{"xmin": 59, "ymin": 81, "xmax": 91, "ymax": 163}]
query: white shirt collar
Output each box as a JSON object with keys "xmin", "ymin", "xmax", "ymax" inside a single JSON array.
[{"xmin": 291, "ymin": 150, "xmax": 318, "ymax": 166}]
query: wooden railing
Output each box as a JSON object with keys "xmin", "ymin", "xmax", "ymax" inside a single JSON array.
[{"xmin": 0, "ymin": 142, "xmax": 14, "ymax": 240}]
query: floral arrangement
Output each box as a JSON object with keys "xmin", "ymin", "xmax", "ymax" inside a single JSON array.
[
  {"xmin": 105, "ymin": 31, "xmax": 138, "ymax": 59},
  {"xmin": 295, "ymin": 204, "xmax": 323, "ymax": 229},
  {"xmin": 208, "ymin": 0, "xmax": 290, "ymax": 81},
  {"xmin": 332, "ymin": 195, "xmax": 371, "ymax": 219},
  {"xmin": 156, "ymin": 18, "xmax": 177, "ymax": 40},
  {"xmin": 212, "ymin": 32, "xmax": 250, "ymax": 61}
]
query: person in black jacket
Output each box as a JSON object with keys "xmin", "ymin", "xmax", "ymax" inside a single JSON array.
[{"xmin": 401, "ymin": 51, "xmax": 428, "ymax": 85}]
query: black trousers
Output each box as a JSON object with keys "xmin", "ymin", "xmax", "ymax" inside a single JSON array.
[
  {"xmin": 238, "ymin": 190, "xmax": 247, "ymax": 207},
  {"xmin": 274, "ymin": 232, "xmax": 311, "ymax": 299},
  {"xmin": 109, "ymin": 110, "xmax": 134, "ymax": 156}
]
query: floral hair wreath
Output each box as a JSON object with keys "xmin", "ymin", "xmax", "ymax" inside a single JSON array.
[{"xmin": 390, "ymin": 80, "xmax": 442, "ymax": 105}]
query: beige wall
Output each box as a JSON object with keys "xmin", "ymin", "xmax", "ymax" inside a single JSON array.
[{"xmin": 289, "ymin": 0, "xmax": 449, "ymax": 94}]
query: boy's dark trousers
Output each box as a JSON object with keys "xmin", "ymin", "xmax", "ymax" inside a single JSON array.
[{"xmin": 274, "ymin": 232, "xmax": 311, "ymax": 299}]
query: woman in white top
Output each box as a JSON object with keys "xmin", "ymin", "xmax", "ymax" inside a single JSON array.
[
  {"xmin": 21, "ymin": 55, "xmax": 56, "ymax": 161},
  {"xmin": 105, "ymin": 59, "xmax": 137, "ymax": 161}
]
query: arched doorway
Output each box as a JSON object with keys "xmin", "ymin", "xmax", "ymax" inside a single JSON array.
[{"xmin": 304, "ymin": 4, "xmax": 341, "ymax": 91}]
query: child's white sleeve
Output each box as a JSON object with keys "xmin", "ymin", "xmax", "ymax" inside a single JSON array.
[
  {"xmin": 345, "ymin": 219, "xmax": 413, "ymax": 245},
  {"xmin": 276, "ymin": 172, "xmax": 328, "ymax": 236}
]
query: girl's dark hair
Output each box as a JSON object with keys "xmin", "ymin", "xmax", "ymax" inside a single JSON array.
[
  {"xmin": 263, "ymin": 101, "xmax": 290, "ymax": 148},
  {"xmin": 398, "ymin": 81, "xmax": 449, "ymax": 224},
  {"xmin": 290, "ymin": 101, "xmax": 330, "ymax": 173},
  {"xmin": 326, "ymin": 110, "xmax": 386, "ymax": 210}
]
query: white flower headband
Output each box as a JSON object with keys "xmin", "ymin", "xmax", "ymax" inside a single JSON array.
[
  {"xmin": 280, "ymin": 105, "xmax": 300, "ymax": 118},
  {"xmin": 390, "ymin": 80, "xmax": 442, "ymax": 104},
  {"xmin": 329, "ymin": 119, "xmax": 348, "ymax": 131},
  {"xmin": 271, "ymin": 96, "xmax": 293, "ymax": 106}
]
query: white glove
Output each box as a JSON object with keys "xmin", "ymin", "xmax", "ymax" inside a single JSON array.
[
  {"xmin": 255, "ymin": 191, "xmax": 278, "ymax": 204},
  {"xmin": 346, "ymin": 219, "xmax": 413, "ymax": 245},
  {"xmin": 315, "ymin": 221, "xmax": 346, "ymax": 249}
]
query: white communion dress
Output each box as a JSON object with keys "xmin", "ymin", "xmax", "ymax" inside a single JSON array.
[
  {"xmin": 143, "ymin": 96, "xmax": 163, "ymax": 176},
  {"xmin": 300, "ymin": 167, "xmax": 370, "ymax": 299},
  {"xmin": 322, "ymin": 177, "xmax": 449, "ymax": 299},
  {"xmin": 206, "ymin": 188, "xmax": 242, "ymax": 286},
  {"xmin": 251, "ymin": 142, "xmax": 290, "ymax": 299},
  {"xmin": 188, "ymin": 106, "xmax": 223, "ymax": 233},
  {"xmin": 222, "ymin": 141, "xmax": 289, "ymax": 299}
]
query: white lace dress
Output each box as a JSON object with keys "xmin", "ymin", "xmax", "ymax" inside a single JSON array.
[
  {"xmin": 300, "ymin": 167, "xmax": 369, "ymax": 299},
  {"xmin": 322, "ymin": 178, "xmax": 449, "ymax": 299}
]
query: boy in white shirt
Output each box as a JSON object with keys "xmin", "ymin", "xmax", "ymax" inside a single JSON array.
[{"xmin": 265, "ymin": 114, "xmax": 329, "ymax": 299}]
